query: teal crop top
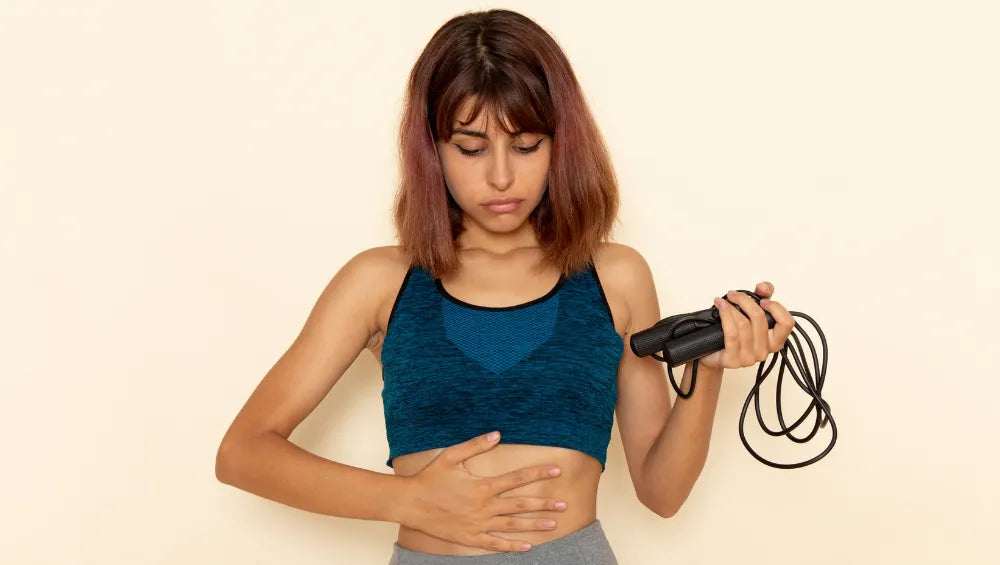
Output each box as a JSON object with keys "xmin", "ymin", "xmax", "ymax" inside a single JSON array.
[{"xmin": 379, "ymin": 260, "xmax": 624, "ymax": 471}]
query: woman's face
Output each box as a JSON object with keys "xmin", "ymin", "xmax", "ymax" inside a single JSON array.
[{"xmin": 436, "ymin": 97, "xmax": 551, "ymax": 237}]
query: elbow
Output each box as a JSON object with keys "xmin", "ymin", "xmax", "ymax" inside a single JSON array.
[
  {"xmin": 638, "ymin": 488, "xmax": 679, "ymax": 519},
  {"xmin": 216, "ymin": 431, "xmax": 277, "ymax": 484},
  {"xmin": 215, "ymin": 440, "xmax": 239, "ymax": 484},
  {"xmin": 650, "ymin": 500, "xmax": 679, "ymax": 519}
]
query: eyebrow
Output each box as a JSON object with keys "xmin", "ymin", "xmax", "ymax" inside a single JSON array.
[{"xmin": 451, "ymin": 127, "xmax": 526, "ymax": 139}]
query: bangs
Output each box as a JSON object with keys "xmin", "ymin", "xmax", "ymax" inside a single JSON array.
[{"xmin": 432, "ymin": 66, "xmax": 555, "ymax": 140}]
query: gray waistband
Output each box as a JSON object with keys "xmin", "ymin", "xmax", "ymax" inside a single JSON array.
[{"xmin": 388, "ymin": 519, "xmax": 618, "ymax": 564}]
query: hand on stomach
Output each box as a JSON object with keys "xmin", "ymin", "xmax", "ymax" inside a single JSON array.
[{"xmin": 393, "ymin": 443, "xmax": 602, "ymax": 556}]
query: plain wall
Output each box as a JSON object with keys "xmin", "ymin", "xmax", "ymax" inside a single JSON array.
[{"xmin": 1, "ymin": 0, "xmax": 996, "ymax": 563}]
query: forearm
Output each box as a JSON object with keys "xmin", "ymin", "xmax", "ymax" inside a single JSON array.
[
  {"xmin": 640, "ymin": 361, "xmax": 725, "ymax": 517},
  {"xmin": 216, "ymin": 432, "xmax": 409, "ymax": 524}
]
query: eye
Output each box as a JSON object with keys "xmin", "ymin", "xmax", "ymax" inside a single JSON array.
[
  {"xmin": 516, "ymin": 138, "xmax": 544, "ymax": 153},
  {"xmin": 454, "ymin": 138, "xmax": 544, "ymax": 158},
  {"xmin": 455, "ymin": 145, "xmax": 484, "ymax": 157}
]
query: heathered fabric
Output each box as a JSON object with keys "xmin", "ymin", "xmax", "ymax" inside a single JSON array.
[{"xmin": 379, "ymin": 260, "xmax": 624, "ymax": 471}]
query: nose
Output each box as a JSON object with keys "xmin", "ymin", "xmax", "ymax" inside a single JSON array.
[{"xmin": 486, "ymin": 145, "xmax": 514, "ymax": 191}]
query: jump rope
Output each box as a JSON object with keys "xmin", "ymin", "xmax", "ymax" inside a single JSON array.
[{"xmin": 629, "ymin": 290, "xmax": 836, "ymax": 469}]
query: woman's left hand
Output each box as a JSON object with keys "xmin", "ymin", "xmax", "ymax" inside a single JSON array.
[{"xmin": 697, "ymin": 281, "xmax": 796, "ymax": 371}]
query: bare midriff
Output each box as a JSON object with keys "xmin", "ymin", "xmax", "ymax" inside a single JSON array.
[{"xmin": 390, "ymin": 444, "xmax": 603, "ymax": 556}]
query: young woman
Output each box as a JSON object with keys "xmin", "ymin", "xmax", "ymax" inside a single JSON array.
[{"xmin": 216, "ymin": 8, "xmax": 793, "ymax": 565}]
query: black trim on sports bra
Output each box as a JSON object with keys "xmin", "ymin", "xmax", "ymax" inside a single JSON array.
[
  {"xmin": 385, "ymin": 264, "xmax": 415, "ymax": 335},
  {"xmin": 589, "ymin": 262, "xmax": 617, "ymax": 330},
  {"xmin": 433, "ymin": 272, "xmax": 566, "ymax": 312}
]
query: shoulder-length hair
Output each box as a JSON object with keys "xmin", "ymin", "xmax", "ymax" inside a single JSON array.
[{"xmin": 393, "ymin": 9, "xmax": 620, "ymax": 279}]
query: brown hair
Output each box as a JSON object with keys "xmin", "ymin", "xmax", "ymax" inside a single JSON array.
[{"xmin": 393, "ymin": 9, "xmax": 620, "ymax": 279}]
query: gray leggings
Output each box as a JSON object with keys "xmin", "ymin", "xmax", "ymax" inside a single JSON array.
[{"xmin": 388, "ymin": 519, "xmax": 618, "ymax": 565}]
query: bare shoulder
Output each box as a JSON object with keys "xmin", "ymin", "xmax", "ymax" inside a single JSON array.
[
  {"xmin": 592, "ymin": 242, "xmax": 656, "ymax": 336},
  {"xmin": 354, "ymin": 244, "xmax": 411, "ymax": 283},
  {"xmin": 363, "ymin": 245, "xmax": 410, "ymax": 342},
  {"xmin": 328, "ymin": 244, "xmax": 408, "ymax": 333}
]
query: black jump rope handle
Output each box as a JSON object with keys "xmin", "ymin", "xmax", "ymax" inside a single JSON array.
[
  {"xmin": 630, "ymin": 290, "xmax": 776, "ymax": 366},
  {"xmin": 628, "ymin": 289, "xmax": 836, "ymax": 469}
]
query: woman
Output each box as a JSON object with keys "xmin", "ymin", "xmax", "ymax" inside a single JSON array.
[{"xmin": 215, "ymin": 8, "xmax": 794, "ymax": 564}]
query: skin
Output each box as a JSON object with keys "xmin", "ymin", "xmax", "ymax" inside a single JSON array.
[
  {"xmin": 215, "ymin": 94, "xmax": 794, "ymax": 556},
  {"xmin": 369, "ymin": 98, "xmax": 610, "ymax": 555},
  {"xmin": 363, "ymin": 97, "xmax": 794, "ymax": 555},
  {"xmin": 436, "ymin": 99, "xmax": 552, "ymax": 259}
]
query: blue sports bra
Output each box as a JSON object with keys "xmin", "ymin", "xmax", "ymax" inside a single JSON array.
[{"xmin": 379, "ymin": 260, "xmax": 624, "ymax": 471}]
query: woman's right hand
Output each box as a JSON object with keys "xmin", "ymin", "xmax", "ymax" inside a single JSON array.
[{"xmin": 397, "ymin": 431, "xmax": 567, "ymax": 553}]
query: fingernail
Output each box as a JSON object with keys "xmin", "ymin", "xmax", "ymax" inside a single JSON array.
[
  {"xmin": 487, "ymin": 431, "xmax": 499, "ymax": 441},
  {"xmin": 541, "ymin": 520, "xmax": 556, "ymax": 527},
  {"xmin": 555, "ymin": 500, "xmax": 567, "ymax": 510},
  {"xmin": 549, "ymin": 467, "xmax": 562, "ymax": 476}
]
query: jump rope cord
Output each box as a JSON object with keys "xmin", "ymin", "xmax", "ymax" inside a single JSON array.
[{"xmin": 648, "ymin": 308, "xmax": 836, "ymax": 469}]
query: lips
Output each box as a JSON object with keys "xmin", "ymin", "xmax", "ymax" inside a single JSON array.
[
  {"xmin": 482, "ymin": 199, "xmax": 523, "ymax": 213},
  {"xmin": 482, "ymin": 198, "xmax": 523, "ymax": 206}
]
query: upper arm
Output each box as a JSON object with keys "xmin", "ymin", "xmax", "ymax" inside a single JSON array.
[
  {"xmin": 218, "ymin": 246, "xmax": 394, "ymax": 447},
  {"xmin": 608, "ymin": 244, "xmax": 673, "ymax": 502}
]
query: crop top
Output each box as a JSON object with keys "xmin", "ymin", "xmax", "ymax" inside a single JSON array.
[{"xmin": 379, "ymin": 259, "xmax": 625, "ymax": 471}]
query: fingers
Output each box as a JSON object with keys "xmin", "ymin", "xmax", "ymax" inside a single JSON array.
[
  {"xmin": 726, "ymin": 290, "xmax": 769, "ymax": 363},
  {"xmin": 442, "ymin": 431, "xmax": 501, "ymax": 466},
  {"xmin": 714, "ymin": 296, "xmax": 740, "ymax": 367},
  {"xmin": 755, "ymin": 281, "xmax": 774, "ymax": 298},
  {"xmin": 760, "ymin": 298, "xmax": 795, "ymax": 351},
  {"xmin": 481, "ymin": 465, "xmax": 562, "ymax": 496},
  {"xmin": 472, "ymin": 533, "xmax": 536, "ymax": 553},
  {"xmin": 486, "ymin": 515, "xmax": 559, "ymax": 533},
  {"xmin": 722, "ymin": 291, "xmax": 753, "ymax": 362},
  {"xmin": 493, "ymin": 495, "xmax": 568, "ymax": 516}
]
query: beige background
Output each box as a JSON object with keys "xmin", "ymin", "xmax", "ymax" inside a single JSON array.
[{"xmin": 2, "ymin": 1, "xmax": 997, "ymax": 563}]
